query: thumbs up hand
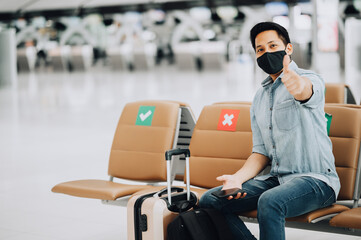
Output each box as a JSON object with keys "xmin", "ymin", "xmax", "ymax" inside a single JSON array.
[{"xmin": 281, "ymin": 55, "xmax": 313, "ymax": 101}]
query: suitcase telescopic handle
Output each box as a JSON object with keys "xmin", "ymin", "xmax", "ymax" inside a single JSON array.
[
  {"xmin": 165, "ymin": 149, "xmax": 191, "ymax": 205},
  {"xmin": 165, "ymin": 149, "xmax": 190, "ymax": 161}
]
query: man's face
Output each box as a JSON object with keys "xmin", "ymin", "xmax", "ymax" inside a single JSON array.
[{"xmin": 255, "ymin": 30, "xmax": 287, "ymax": 58}]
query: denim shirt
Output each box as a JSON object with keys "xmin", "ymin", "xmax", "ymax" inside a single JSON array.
[{"xmin": 252, "ymin": 61, "xmax": 340, "ymax": 198}]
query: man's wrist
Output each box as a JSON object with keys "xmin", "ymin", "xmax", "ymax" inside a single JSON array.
[
  {"xmin": 234, "ymin": 173, "xmax": 245, "ymax": 187},
  {"xmin": 296, "ymin": 77, "xmax": 313, "ymax": 102}
]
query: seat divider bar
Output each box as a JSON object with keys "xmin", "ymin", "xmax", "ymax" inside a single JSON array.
[{"xmin": 353, "ymin": 143, "xmax": 361, "ymax": 207}]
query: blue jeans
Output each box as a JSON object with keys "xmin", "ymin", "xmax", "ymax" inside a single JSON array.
[{"xmin": 199, "ymin": 176, "xmax": 336, "ymax": 240}]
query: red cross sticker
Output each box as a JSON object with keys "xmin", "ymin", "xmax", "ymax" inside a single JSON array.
[{"xmin": 217, "ymin": 109, "xmax": 240, "ymax": 131}]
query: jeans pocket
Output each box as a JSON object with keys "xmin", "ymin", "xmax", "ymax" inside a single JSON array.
[
  {"xmin": 274, "ymin": 100, "xmax": 300, "ymax": 131},
  {"xmin": 321, "ymin": 192, "xmax": 336, "ymax": 207}
]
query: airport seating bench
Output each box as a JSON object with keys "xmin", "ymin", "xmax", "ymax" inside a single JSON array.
[{"xmin": 52, "ymin": 100, "xmax": 361, "ymax": 236}]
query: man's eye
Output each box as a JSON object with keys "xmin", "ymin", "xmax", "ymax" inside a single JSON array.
[
  {"xmin": 270, "ymin": 44, "xmax": 276, "ymax": 48},
  {"xmin": 257, "ymin": 49, "xmax": 263, "ymax": 53}
]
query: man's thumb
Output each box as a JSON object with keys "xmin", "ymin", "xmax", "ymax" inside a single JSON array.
[
  {"xmin": 216, "ymin": 175, "xmax": 226, "ymax": 182},
  {"xmin": 283, "ymin": 54, "xmax": 290, "ymax": 72}
]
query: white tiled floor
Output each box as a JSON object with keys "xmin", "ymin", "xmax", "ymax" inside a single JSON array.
[{"xmin": 0, "ymin": 61, "xmax": 360, "ymax": 240}]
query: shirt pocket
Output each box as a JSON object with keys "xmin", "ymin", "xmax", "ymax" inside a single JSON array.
[{"xmin": 274, "ymin": 99, "xmax": 300, "ymax": 131}]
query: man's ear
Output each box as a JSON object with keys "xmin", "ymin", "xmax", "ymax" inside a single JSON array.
[{"xmin": 286, "ymin": 43, "xmax": 293, "ymax": 55}]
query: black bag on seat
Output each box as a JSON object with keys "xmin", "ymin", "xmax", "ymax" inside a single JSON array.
[{"xmin": 166, "ymin": 208, "xmax": 234, "ymax": 240}]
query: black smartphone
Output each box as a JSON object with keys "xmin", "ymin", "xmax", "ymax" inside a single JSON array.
[{"xmin": 211, "ymin": 188, "xmax": 245, "ymax": 198}]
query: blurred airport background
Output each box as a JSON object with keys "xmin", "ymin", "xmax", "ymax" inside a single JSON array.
[
  {"xmin": 0, "ymin": 1, "xmax": 359, "ymax": 98},
  {"xmin": 0, "ymin": 0, "xmax": 360, "ymax": 104}
]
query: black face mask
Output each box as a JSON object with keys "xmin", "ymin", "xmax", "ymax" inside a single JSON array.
[{"xmin": 257, "ymin": 50, "xmax": 287, "ymax": 75}]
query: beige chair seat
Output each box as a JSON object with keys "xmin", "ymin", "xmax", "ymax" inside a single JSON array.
[
  {"xmin": 239, "ymin": 204, "xmax": 350, "ymax": 223},
  {"xmin": 287, "ymin": 204, "xmax": 350, "ymax": 223},
  {"xmin": 52, "ymin": 180, "xmax": 150, "ymax": 200},
  {"xmin": 330, "ymin": 207, "xmax": 361, "ymax": 229}
]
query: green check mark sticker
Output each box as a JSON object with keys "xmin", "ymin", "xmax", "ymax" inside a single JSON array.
[
  {"xmin": 136, "ymin": 106, "xmax": 156, "ymax": 126},
  {"xmin": 325, "ymin": 113, "xmax": 332, "ymax": 136}
]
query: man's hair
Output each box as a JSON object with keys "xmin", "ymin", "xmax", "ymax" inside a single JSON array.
[{"xmin": 250, "ymin": 22, "xmax": 291, "ymax": 50}]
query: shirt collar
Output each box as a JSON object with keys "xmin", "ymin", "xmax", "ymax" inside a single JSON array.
[{"xmin": 261, "ymin": 61, "xmax": 299, "ymax": 87}]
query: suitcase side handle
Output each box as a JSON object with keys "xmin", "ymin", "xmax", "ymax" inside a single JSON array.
[
  {"xmin": 157, "ymin": 187, "xmax": 198, "ymax": 213},
  {"xmin": 157, "ymin": 187, "xmax": 184, "ymax": 197}
]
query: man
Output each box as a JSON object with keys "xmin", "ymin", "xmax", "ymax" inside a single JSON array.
[{"xmin": 199, "ymin": 22, "xmax": 340, "ymax": 240}]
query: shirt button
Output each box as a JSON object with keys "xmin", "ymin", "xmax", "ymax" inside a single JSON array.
[
  {"xmin": 273, "ymin": 145, "xmax": 275, "ymax": 149},
  {"xmin": 269, "ymin": 126, "xmax": 272, "ymax": 130},
  {"xmin": 270, "ymin": 107, "xmax": 273, "ymax": 111}
]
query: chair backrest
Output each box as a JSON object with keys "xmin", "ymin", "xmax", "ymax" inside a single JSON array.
[
  {"xmin": 108, "ymin": 100, "xmax": 192, "ymax": 182},
  {"xmin": 325, "ymin": 83, "xmax": 357, "ymax": 104},
  {"xmin": 189, "ymin": 104, "xmax": 253, "ymax": 188},
  {"xmin": 325, "ymin": 105, "xmax": 361, "ymax": 201},
  {"xmin": 325, "ymin": 83, "xmax": 346, "ymax": 104}
]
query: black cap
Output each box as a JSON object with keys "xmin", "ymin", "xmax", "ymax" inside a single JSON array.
[{"xmin": 250, "ymin": 22, "xmax": 291, "ymax": 50}]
